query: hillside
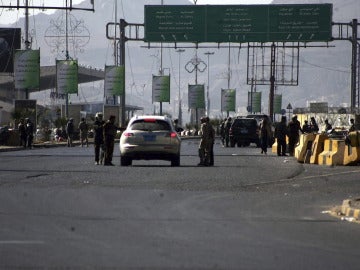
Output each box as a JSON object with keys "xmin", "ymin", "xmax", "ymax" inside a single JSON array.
[{"xmin": 1, "ymin": 0, "xmax": 359, "ymax": 120}]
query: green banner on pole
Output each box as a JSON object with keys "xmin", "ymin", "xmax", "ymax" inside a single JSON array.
[
  {"xmin": 274, "ymin": 94, "xmax": 282, "ymax": 114},
  {"xmin": 188, "ymin": 84, "xmax": 205, "ymax": 109},
  {"xmin": 105, "ymin": 65, "xmax": 125, "ymax": 96},
  {"xmin": 221, "ymin": 89, "xmax": 236, "ymax": 112},
  {"xmin": 152, "ymin": 75, "xmax": 171, "ymax": 103},
  {"xmin": 14, "ymin": 50, "xmax": 40, "ymax": 89},
  {"xmin": 56, "ymin": 60, "xmax": 78, "ymax": 94}
]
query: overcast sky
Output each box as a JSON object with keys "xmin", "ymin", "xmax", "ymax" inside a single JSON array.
[{"xmin": 0, "ymin": 0, "xmax": 272, "ymax": 25}]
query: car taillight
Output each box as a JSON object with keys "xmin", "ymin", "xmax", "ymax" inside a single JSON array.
[
  {"xmin": 170, "ymin": 132, "xmax": 177, "ymax": 138},
  {"xmin": 123, "ymin": 132, "xmax": 134, "ymax": 137}
]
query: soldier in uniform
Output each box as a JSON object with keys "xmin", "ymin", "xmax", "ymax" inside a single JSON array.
[
  {"xmin": 275, "ymin": 116, "xmax": 288, "ymax": 156},
  {"xmin": 198, "ymin": 117, "xmax": 212, "ymax": 166},
  {"xmin": 25, "ymin": 118, "xmax": 34, "ymax": 149},
  {"xmin": 18, "ymin": 118, "xmax": 27, "ymax": 148},
  {"xmin": 287, "ymin": 115, "xmax": 302, "ymax": 156},
  {"xmin": 103, "ymin": 115, "xmax": 117, "ymax": 166},
  {"xmin": 78, "ymin": 117, "xmax": 89, "ymax": 147},
  {"xmin": 93, "ymin": 112, "xmax": 105, "ymax": 165},
  {"xmin": 66, "ymin": 118, "xmax": 75, "ymax": 147},
  {"xmin": 206, "ymin": 117, "xmax": 215, "ymax": 166}
]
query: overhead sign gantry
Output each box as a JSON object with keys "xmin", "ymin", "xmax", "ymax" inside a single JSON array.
[{"xmin": 144, "ymin": 4, "xmax": 332, "ymax": 43}]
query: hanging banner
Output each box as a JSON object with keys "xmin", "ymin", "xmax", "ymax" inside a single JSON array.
[
  {"xmin": 152, "ymin": 75, "xmax": 170, "ymax": 102},
  {"xmin": 188, "ymin": 84, "xmax": 205, "ymax": 109},
  {"xmin": 248, "ymin": 91, "xmax": 262, "ymax": 113},
  {"xmin": 104, "ymin": 65, "xmax": 125, "ymax": 96},
  {"xmin": 14, "ymin": 49, "xmax": 40, "ymax": 89},
  {"xmin": 56, "ymin": 60, "xmax": 78, "ymax": 94},
  {"xmin": 274, "ymin": 94, "xmax": 282, "ymax": 114},
  {"xmin": 221, "ymin": 89, "xmax": 236, "ymax": 112}
]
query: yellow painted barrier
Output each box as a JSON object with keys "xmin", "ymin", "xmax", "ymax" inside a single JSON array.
[
  {"xmin": 348, "ymin": 131, "xmax": 360, "ymax": 147},
  {"xmin": 295, "ymin": 134, "xmax": 316, "ymax": 163},
  {"xmin": 343, "ymin": 144, "xmax": 360, "ymax": 165},
  {"xmin": 310, "ymin": 134, "xmax": 328, "ymax": 164},
  {"xmin": 318, "ymin": 139, "xmax": 345, "ymax": 166}
]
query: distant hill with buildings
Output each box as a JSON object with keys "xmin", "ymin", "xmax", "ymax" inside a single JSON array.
[{"xmin": 1, "ymin": 0, "xmax": 359, "ymax": 122}]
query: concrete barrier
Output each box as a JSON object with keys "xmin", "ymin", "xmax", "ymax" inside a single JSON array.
[
  {"xmin": 310, "ymin": 134, "xmax": 328, "ymax": 164},
  {"xmin": 295, "ymin": 134, "xmax": 316, "ymax": 163},
  {"xmin": 318, "ymin": 139, "xmax": 345, "ymax": 166},
  {"xmin": 343, "ymin": 144, "xmax": 360, "ymax": 165}
]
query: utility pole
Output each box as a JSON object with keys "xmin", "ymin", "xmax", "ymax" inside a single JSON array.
[
  {"xmin": 177, "ymin": 49, "xmax": 185, "ymax": 126},
  {"xmin": 204, "ymin": 51, "xmax": 214, "ymax": 116}
]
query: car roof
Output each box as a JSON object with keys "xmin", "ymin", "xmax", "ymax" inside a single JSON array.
[{"xmin": 128, "ymin": 115, "xmax": 172, "ymax": 124}]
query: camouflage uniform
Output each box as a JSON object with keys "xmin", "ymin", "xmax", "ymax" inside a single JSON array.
[{"xmin": 198, "ymin": 117, "xmax": 213, "ymax": 166}]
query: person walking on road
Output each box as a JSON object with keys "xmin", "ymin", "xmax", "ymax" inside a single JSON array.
[
  {"xmin": 103, "ymin": 115, "xmax": 117, "ymax": 166},
  {"xmin": 66, "ymin": 118, "xmax": 75, "ymax": 147},
  {"xmin": 275, "ymin": 116, "xmax": 288, "ymax": 156},
  {"xmin": 93, "ymin": 112, "xmax": 105, "ymax": 165},
  {"xmin": 18, "ymin": 118, "xmax": 27, "ymax": 148},
  {"xmin": 78, "ymin": 117, "xmax": 89, "ymax": 147},
  {"xmin": 25, "ymin": 118, "xmax": 34, "ymax": 149},
  {"xmin": 259, "ymin": 116, "xmax": 272, "ymax": 155}
]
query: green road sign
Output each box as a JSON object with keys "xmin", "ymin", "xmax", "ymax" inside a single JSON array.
[{"xmin": 144, "ymin": 4, "xmax": 332, "ymax": 43}]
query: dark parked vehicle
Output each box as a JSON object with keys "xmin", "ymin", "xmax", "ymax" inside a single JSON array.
[{"xmin": 229, "ymin": 117, "xmax": 260, "ymax": 147}]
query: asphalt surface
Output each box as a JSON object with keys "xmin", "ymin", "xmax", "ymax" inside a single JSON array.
[{"xmin": 1, "ymin": 138, "xmax": 360, "ymax": 222}]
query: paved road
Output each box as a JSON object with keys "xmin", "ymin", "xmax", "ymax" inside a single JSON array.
[{"xmin": 0, "ymin": 139, "xmax": 359, "ymax": 269}]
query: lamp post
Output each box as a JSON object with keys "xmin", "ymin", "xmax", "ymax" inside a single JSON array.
[
  {"xmin": 176, "ymin": 49, "xmax": 185, "ymax": 126},
  {"xmin": 204, "ymin": 51, "xmax": 215, "ymax": 116}
]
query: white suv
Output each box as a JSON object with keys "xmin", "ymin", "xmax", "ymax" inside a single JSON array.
[{"xmin": 119, "ymin": 115, "xmax": 181, "ymax": 166}]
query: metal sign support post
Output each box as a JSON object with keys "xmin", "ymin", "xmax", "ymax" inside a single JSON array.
[
  {"xmin": 119, "ymin": 19, "xmax": 127, "ymax": 127},
  {"xmin": 269, "ymin": 43, "xmax": 276, "ymax": 122}
]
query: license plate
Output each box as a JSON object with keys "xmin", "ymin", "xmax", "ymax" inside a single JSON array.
[
  {"xmin": 240, "ymin": 128, "xmax": 248, "ymax": 134},
  {"xmin": 143, "ymin": 134, "xmax": 156, "ymax": 141}
]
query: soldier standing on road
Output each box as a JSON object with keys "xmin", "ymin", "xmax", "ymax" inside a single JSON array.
[
  {"xmin": 66, "ymin": 118, "xmax": 75, "ymax": 147},
  {"xmin": 93, "ymin": 112, "xmax": 105, "ymax": 165},
  {"xmin": 25, "ymin": 118, "xmax": 34, "ymax": 149},
  {"xmin": 206, "ymin": 117, "xmax": 215, "ymax": 166},
  {"xmin": 224, "ymin": 117, "xmax": 232, "ymax": 147},
  {"xmin": 259, "ymin": 116, "xmax": 272, "ymax": 155},
  {"xmin": 18, "ymin": 118, "xmax": 27, "ymax": 148},
  {"xmin": 103, "ymin": 115, "xmax": 117, "ymax": 166},
  {"xmin": 287, "ymin": 115, "xmax": 302, "ymax": 156},
  {"xmin": 275, "ymin": 116, "xmax": 288, "ymax": 156},
  {"xmin": 220, "ymin": 119, "xmax": 226, "ymax": 146},
  {"xmin": 78, "ymin": 117, "xmax": 89, "ymax": 147},
  {"xmin": 198, "ymin": 117, "xmax": 212, "ymax": 166}
]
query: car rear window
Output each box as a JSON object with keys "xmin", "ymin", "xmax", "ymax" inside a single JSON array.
[
  {"xmin": 129, "ymin": 120, "xmax": 171, "ymax": 131},
  {"xmin": 232, "ymin": 119, "xmax": 257, "ymax": 128}
]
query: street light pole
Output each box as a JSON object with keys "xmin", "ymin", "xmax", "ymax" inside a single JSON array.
[
  {"xmin": 204, "ymin": 51, "xmax": 214, "ymax": 116},
  {"xmin": 176, "ymin": 49, "xmax": 185, "ymax": 126}
]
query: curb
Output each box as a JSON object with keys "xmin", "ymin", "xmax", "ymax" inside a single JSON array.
[{"xmin": 340, "ymin": 199, "xmax": 360, "ymax": 220}]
